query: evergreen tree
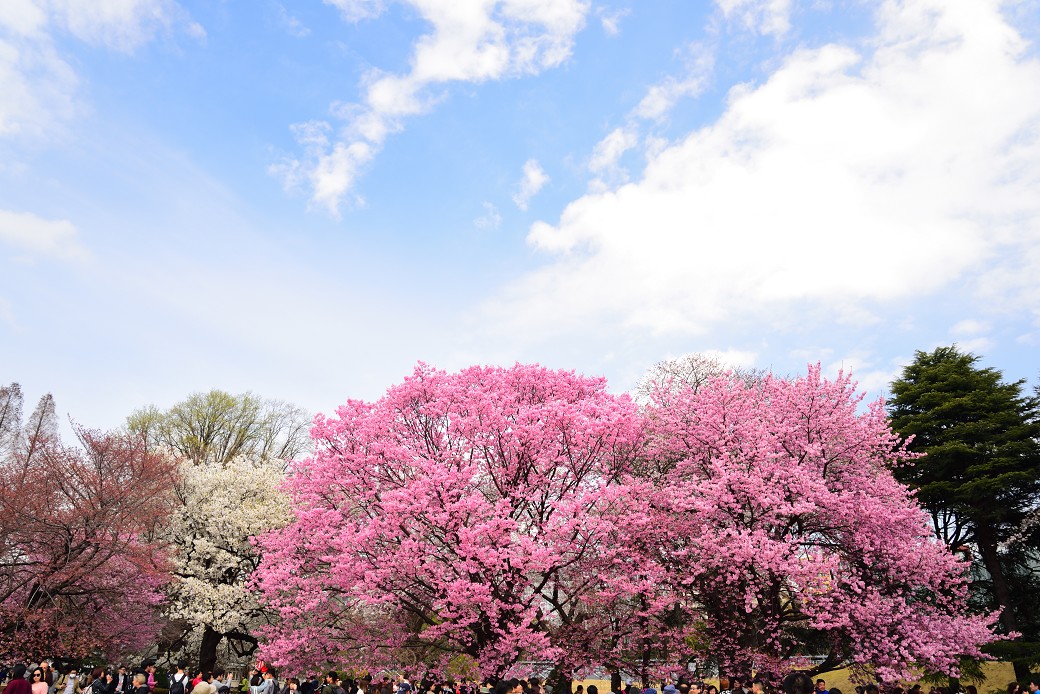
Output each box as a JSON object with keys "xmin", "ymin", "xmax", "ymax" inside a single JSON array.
[{"xmin": 888, "ymin": 346, "xmax": 1040, "ymax": 679}]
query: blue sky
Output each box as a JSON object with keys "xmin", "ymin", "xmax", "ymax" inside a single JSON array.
[{"xmin": 2, "ymin": 0, "xmax": 1040, "ymax": 429}]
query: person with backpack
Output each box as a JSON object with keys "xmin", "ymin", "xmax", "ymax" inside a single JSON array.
[{"xmin": 169, "ymin": 665, "xmax": 189, "ymax": 694}]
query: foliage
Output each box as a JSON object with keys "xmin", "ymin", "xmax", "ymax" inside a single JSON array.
[
  {"xmin": 255, "ymin": 363, "xmax": 644, "ymax": 678},
  {"xmin": 639, "ymin": 365, "xmax": 1002, "ymax": 682},
  {"xmin": 162, "ymin": 457, "xmax": 293, "ymax": 669},
  {"xmin": 887, "ymin": 347, "xmax": 1040, "ymax": 678},
  {"xmin": 126, "ymin": 389, "xmax": 309, "ymax": 670},
  {"xmin": 128, "ymin": 390, "xmax": 311, "ymax": 466},
  {"xmin": 254, "ymin": 362, "xmax": 1005, "ymax": 683},
  {"xmin": 0, "ymin": 383, "xmax": 176, "ymax": 660}
]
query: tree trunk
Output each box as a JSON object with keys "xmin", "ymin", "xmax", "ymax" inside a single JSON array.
[
  {"xmin": 551, "ymin": 673, "xmax": 572, "ymax": 694},
  {"xmin": 640, "ymin": 642, "xmax": 651, "ymax": 688},
  {"xmin": 198, "ymin": 625, "xmax": 223, "ymax": 674},
  {"xmin": 611, "ymin": 673, "xmax": 622, "ymax": 694},
  {"xmin": 975, "ymin": 523, "xmax": 1030, "ymax": 682}
]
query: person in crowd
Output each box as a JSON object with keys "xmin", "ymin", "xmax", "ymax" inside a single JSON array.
[
  {"xmin": 193, "ymin": 675, "xmax": 216, "ymax": 694},
  {"xmin": 169, "ymin": 664, "xmax": 190, "ymax": 694},
  {"xmin": 84, "ymin": 671, "xmax": 108, "ymax": 694},
  {"xmin": 56, "ymin": 668, "xmax": 80, "ymax": 694},
  {"xmin": 815, "ymin": 682, "xmax": 827, "ymax": 694},
  {"xmin": 39, "ymin": 664, "xmax": 55, "ymax": 694},
  {"xmin": 3, "ymin": 666, "xmax": 31, "ymax": 694},
  {"xmin": 1028, "ymin": 677, "xmax": 1040, "ymax": 694},
  {"xmin": 319, "ymin": 674, "xmax": 338, "ymax": 694},
  {"xmin": 780, "ymin": 674, "xmax": 812, "ymax": 694},
  {"xmin": 116, "ymin": 669, "xmax": 131, "ymax": 694},
  {"xmin": 30, "ymin": 670, "xmax": 48, "ymax": 694},
  {"xmin": 218, "ymin": 673, "xmax": 236, "ymax": 692}
]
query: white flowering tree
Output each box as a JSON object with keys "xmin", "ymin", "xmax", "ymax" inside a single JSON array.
[{"xmin": 164, "ymin": 457, "xmax": 293, "ymax": 671}]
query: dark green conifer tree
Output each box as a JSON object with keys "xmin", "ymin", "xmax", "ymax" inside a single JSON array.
[{"xmin": 888, "ymin": 346, "xmax": 1040, "ymax": 680}]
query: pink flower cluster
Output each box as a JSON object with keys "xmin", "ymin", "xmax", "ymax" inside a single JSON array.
[{"xmin": 255, "ymin": 363, "xmax": 1001, "ymax": 682}]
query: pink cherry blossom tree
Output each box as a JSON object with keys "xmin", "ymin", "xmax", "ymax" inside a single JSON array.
[
  {"xmin": 255, "ymin": 364, "xmax": 1003, "ymax": 684},
  {"xmin": 255, "ymin": 363, "xmax": 644, "ymax": 680},
  {"xmin": 639, "ymin": 365, "xmax": 1003, "ymax": 683},
  {"xmin": 0, "ymin": 384, "xmax": 175, "ymax": 660}
]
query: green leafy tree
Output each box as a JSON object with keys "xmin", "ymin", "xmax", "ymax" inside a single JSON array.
[
  {"xmin": 127, "ymin": 390, "xmax": 311, "ymax": 466},
  {"xmin": 888, "ymin": 346, "xmax": 1040, "ymax": 679}
]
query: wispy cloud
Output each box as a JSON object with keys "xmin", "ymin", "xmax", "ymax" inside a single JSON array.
[
  {"xmin": 276, "ymin": 3, "xmax": 310, "ymax": 38},
  {"xmin": 512, "ymin": 159, "xmax": 550, "ymax": 210},
  {"xmin": 634, "ymin": 44, "xmax": 714, "ymax": 120},
  {"xmin": 0, "ymin": 0, "xmax": 199, "ymax": 139},
  {"xmin": 475, "ymin": 201, "xmax": 502, "ymax": 230},
  {"xmin": 276, "ymin": 0, "xmax": 590, "ymax": 217},
  {"xmin": 597, "ymin": 7, "xmax": 630, "ymax": 37},
  {"xmin": 0, "ymin": 209, "xmax": 90, "ymax": 263},
  {"xmin": 587, "ymin": 42, "xmax": 713, "ymax": 188},
  {"xmin": 715, "ymin": 0, "xmax": 792, "ymax": 36}
]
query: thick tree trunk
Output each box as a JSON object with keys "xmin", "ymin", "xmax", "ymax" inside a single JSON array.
[
  {"xmin": 611, "ymin": 673, "xmax": 622, "ymax": 694},
  {"xmin": 198, "ymin": 625, "xmax": 223, "ymax": 674},
  {"xmin": 975, "ymin": 523, "xmax": 1030, "ymax": 682},
  {"xmin": 551, "ymin": 674, "xmax": 572, "ymax": 694}
]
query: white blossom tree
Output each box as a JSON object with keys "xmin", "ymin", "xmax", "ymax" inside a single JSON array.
[{"xmin": 163, "ymin": 457, "xmax": 293, "ymax": 671}]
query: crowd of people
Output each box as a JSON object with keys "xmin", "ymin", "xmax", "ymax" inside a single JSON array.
[{"xmin": 1, "ymin": 661, "xmax": 1038, "ymax": 694}]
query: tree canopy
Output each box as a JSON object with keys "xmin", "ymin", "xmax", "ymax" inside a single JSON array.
[{"xmin": 888, "ymin": 346, "xmax": 1040, "ymax": 677}]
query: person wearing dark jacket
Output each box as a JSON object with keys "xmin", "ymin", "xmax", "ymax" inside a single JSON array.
[
  {"xmin": 2, "ymin": 666, "xmax": 31, "ymax": 694},
  {"xmin": 132, "ymin": 675, "xmax": 149, "ymax": 694}
]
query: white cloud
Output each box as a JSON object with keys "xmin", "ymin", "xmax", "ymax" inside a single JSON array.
[
  {"xmin": 950, "ymin": 319, "xmax": 991, "ymax": 336},
  {"xmin": 823, "ymin": 353, "xmax": 902, "ymax": 396},
  {"xmin": 634, "ymin": 45, "xmax": 714, "ymax": 120},
  {"xmin": 956, "ymin": 336, "xmax": 997, "ymax": 354},
  {"xmin": 704, "ymin": 348, "xmax": 759, "ymax": 369},
  {"xmin": 323, "ymin": 0, "xmax": 385, "ymax": 23},
  {"xmin": 489, "ymin": 0, "xmax": 1040, "ymax": 342},
  {"xmin": 585, "ymin": 42, "xmax": 714, "ymax": 190},
  {"xmin": 0, "ymin": 35, "xmax": 78, "ymax": 137},
  {"xmin": 716, "ymin": 0, "xmax": 792, "ymax": 36},
  {"xmin": 277, "ymin": 4, "xmax": 310, "ymax": 38},
  {"xmin": 279, "ymin": 0, "xmax": 590, "ymax": 216},
  {"xmin": 597, "ymin": 7, "xmax": 629, "ymax": 37},
  {"xmin": 589, "ymin": 126, "xmax": 638, "ymax": 176},
  {"xmin": 49, "ymin": 0, "xmax": 180, "ymax": 51},
  {"xmin": 0, "ymin": 0, "xmax": 196, "ymax": 138},
  {"xmin": 0, "ymin": 209, "xmax": 90, "ymax": 262},
  {"xmin": 512, "ymin": 158, "xmax": 550, "ymax": 210},
  {"xmin": 475, "ymin": 201, "xmax": 502, "ymax": 230}
]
